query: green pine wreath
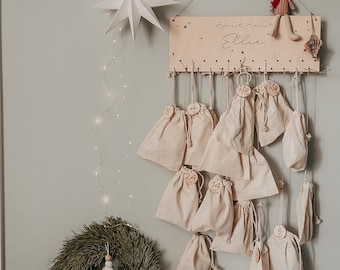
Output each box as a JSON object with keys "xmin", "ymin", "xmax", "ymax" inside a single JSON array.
[{"xmin": 50, "ymin": 216, "xmax": 161, "ymax": 270}]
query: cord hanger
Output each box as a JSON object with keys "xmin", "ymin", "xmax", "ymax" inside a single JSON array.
[{"xmin": 173, "ymin": 0, "xmax": 196, "ymax": 20}]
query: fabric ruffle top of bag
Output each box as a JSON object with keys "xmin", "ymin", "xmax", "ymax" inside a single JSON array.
[
  {"xmin": 255, "ymin": 79, "xmax": 293, "ymax": 147},
  {"xmin": 198, "ymin": 111, "xmax": 251, "ymax": 180},
  {"xmin": 138, "ymin": 73, "xmax": 187, "ymax": 171},
  {"xmin": 214, "ymin": 85, "xmax": 256, "ymax": 155},
  {"xmin": 210, "ymin": 200, "xmax": 256, "ymax": 256},
  {"xmin": 200, "ymin": 116, "xmax": 278, "ymax": 200},
  {"xmin": 231, "ymin": 148, "xmax": 279, "ymax": 201}
]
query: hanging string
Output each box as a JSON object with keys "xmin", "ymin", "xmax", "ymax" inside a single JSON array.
[
  {"xmin": 296, "ymin": 0, "xmax": 315, "ymax": 15},
  {"xmin": 224, "ymin": 71, "xmax": 231, "ymax": 107},
  {"xmin": 190, "ymin": 61, "xmax": 197, "ymax": 103},
  {"xmin": 105, "ymin": 242, "xmax": 110, "ymax": 255},
  {"xmin": 256, "ymin": 202, "xmax": 265, "ymax": 242},
  {"xmin": 289, "ymin": 70, "xmax": 299, "ymax": 111},
  {"xmin": 173, "ymin": 0, "xmax": 195, "ymax": 20},
  {"xmin": 219, "ymin": 71, "xmax": 225, "ymax": 112},
  {"xmin": 201, "ymin": 69, "xmax": 215, "ymax": 110},
  {"xmin": 278, "ymin": 180, "xmax": 285, "ymax": 225},
  {"xmin": 170, "ymin": 69, "xmax": 177, "ymax": 105},
  {"xmin": 222, "ymin": 61, "xmax": 230, "ymax": 111},
  {"xmin": 184, "ymin": 70, "xmax": 190, "ymax": 107},
  {"xmin": 310, "ymin": 71, "xmax": 317, "ymax": 181},
  {"xmin": 208, "ymin": 69, "xmax": 214, "ymax": 110},
  {"xmin": 303, "ymin": 71, "xmax": 312, "ymax": 182}
]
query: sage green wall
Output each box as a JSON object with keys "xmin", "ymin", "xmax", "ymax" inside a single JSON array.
[{"xmin": 2, "ymin": 0, "xmax": 339, "ymax": 269}]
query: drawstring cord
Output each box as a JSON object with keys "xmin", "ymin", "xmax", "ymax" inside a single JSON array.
[
  {"xmin": 289, "ymin": 70, "xmax": 299, "ymax": 111},
  {"xmin": 199, "ymin": 233, "xmax": 220, "ymax": 270},
  {"xmin": 196, "ymin": 170, "xmax": 205, "ymax": 203},
  {"xmin": 209, "ymin": 69, "xmax": 214, "ymax": 110},
  {"xmin": 170, "ymin": 68, "xmax": 177, "ymax": 106},
  {"xmin": 185, "ymin": 112, "xmax": 193, "ymax": 147},
  {"xmin": 255, "ymin": 91, "xmax": 269, "ymax": 132}
]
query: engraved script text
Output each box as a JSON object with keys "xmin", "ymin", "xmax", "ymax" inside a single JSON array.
[{"xmin": 222, "ymin": 33, "xmax": 265, "ymax": 48}]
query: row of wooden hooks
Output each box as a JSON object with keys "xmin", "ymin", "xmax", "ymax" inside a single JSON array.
[{"xmin": 169, "ymin": 60, "xmax": 325, "ymax": 78}]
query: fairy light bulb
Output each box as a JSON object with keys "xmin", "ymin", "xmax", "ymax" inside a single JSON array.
[
  {"xmin": 95, "ymin": 116, "xmax": 102, "ymax": 125},
  {"xmin": 103, "ymin": 195, "xmax": 110, "ymax": 204}
]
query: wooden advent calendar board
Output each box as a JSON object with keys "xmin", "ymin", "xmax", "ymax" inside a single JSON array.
[{"xmin": 169, "ymin": 16, "xmax": 321, "ymax": 73}]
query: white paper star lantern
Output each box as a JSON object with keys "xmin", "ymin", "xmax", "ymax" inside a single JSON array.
[{"xmin": 94, "ymin": 0, "xmax": 178, "ymax": 41}]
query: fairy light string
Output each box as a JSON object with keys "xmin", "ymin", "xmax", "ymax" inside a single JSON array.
[{"xmin": 91, "ymin": 27, "xmax": 133, "ymax": 216}]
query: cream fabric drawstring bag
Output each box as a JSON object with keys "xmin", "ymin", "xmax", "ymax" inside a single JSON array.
[
  {"xmin": 156, "ymin": 166, "xmax": 204, "ymax": 231},
  {"xmin": 210, "ymin": 200, "xmax": 255, "ymax": 256},
  {"xmin": 282, "ymin": 72, "xmax": 310, "ymax": 172},
  {"xmin": 267, "ymin": 180, "xmax": 303, "ymax": 270},
  {"xmin": 138, "ymin": 73, "xmax": 187, "ymax": 171},
  {"xmin": 191, "ymin": 176, "xmax": 234, "ymax": 241},
  {"xmin": 255, "ymin": 79, "xmax": 293, "ymax": 147},
  {"xmin": 296, "ymin": 179, "xmax": 321, "ymax": 245},
  {"xmin": 177, "ymin": 233, "xmax": 220, "ymax": 270},
  {"xmin": 199, "ymin": 111, "xmax": 251, "ymax": 180},
  {"xmin": 232, "ymin": 148, "xmax": 279, "ymax": 201},
  {"xmin": 215, "ymin": 70, "xmax": 255, "ymax": 155},
  {"xmin": 267, "ymin": 226, "xmax": 303, "ymax": 270},
  {"xmin": 184, "ymin": 69, "xmax": 218, "ymax": 169},
  {"xmin": 250, "ymin": 240, "xmax": 270, "ymax": 270},
  {"xmin": 249, "ymin": 203, "xmax": 270, "ymax": 270}
]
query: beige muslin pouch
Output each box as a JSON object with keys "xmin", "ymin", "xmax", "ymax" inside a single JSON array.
[
  {"xmin": 255, "ymin": 79, "xmax": 293, "ymax": 147},
  {"xmin": 210, "ymin": 200, "xmax": 255, "ymax": 256},
  {"xmin": 191, "ymin": 176, "xmax": 234, "ymax": 241},
  {"xmin": 155, "ymin": 166, "xmax": 204, "ymax": 231},
  {"xmin": 266, "ymin": 225, "xmax": 303, "ymax": 270},
  {"xmin": 282, "ymin": 72, "xmax": 310, "ymax": 172},
  {"xmin": 177, "ymin": 233, "xmax": 219, "ymax": 270},
  {"xmin": 296, "ymin": 181, "xmax": 321, "ymax": 245},
  {"xmin": 199, "ymin": 111, "xmax": 251, "ymax": 180},
  {"xmin": 215, "ymin": 87, "xmax": 256, "ymax": 155},
  {"xmin": 184, "ymin": 70, "xmax": 218, "ymax": 169},
  {"xmin": 232, "ymin": 148, "xmax": 279, "ymax": 201},
  {"xmin": 138, "ymin": 73, "xmax": 187, "ymax": 171}
]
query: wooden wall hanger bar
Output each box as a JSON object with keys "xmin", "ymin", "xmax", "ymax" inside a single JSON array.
[{"xmin": 169, "ymin": 16, "xmax": 321, "ymax": 73}]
